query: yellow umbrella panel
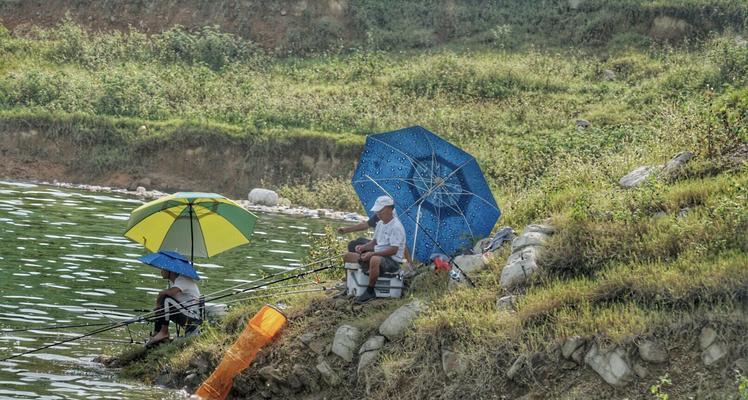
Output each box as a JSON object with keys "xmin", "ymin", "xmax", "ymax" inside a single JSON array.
[{"xmin": 124, "ymin": 192, "xmax": 257, "ymax": 259}]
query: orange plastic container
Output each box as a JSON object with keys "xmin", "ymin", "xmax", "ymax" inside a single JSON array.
[{"xmin": 193, "ymin": 305, "xmax": 287, "ymax": 400}]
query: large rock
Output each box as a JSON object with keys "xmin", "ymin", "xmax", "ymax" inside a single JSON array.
[
  {"xmin": 248, "ymin": 188, "xmax": 279, "ymax": 206},
  {"xmin": 524, "ymin": 224, "xmax": 556, "ymax": 235},
  {"xmin": 332, "ymin": 325, "xmax": 361, "ymax": 362},
  {"xmin": 357, "ymin": 336, "xmax": 385, "ymax": 375},
  {"xmin": 511, "ymin": 232, "xmax": 549, "ymax": 253},
  {"xmin": 506, "ymin": 355, "xmax": 526, "ymax": 380},
  {"xmin": 637, "ymin": 340, "xmax": 668, "ymax": 363},
  {"xmin": 506, "ymin": 246, "xmax": 539, "ymax": 265},
  {"xmin": 562, "ymin": 336, "xmax": 586, "ymax": 359},
  {"xmin": 584, "ymin": 344, "xmax": 633, "ymax": 387},
  {"xmin": 500, "ymin": 258, "xmax": 539, "ymax": 288},
  {"xmin": 702, "ymin": 342, "xmax": 727, "ymax": 366},
  {"xmin": 442, "ymin": 348, "xmax": 468, "ymax": 379},
  {"xmin": 661, "ymin": 151, "xmax": 694, "ymax": 178},
  {"xmin": 315, "ymin": 361, "xmax": 341, "ymax": 387},
  {"xmin": 699, "ymin": 326, "xmax": 718, "ymax": 350},
  {"xmin": 496, "ymin": 295, "xmax": 517, "ymax": 311},
  {"xmin": 452, "ymin": 253, "xmax": 490, "ymax": 274},
  {"xmin": 619, "ymin": 166, "xmax": 659, "ymax": 188},
  {"xmin": 379, "ymin": 300, "xmax": 424, "ymax": 340}
]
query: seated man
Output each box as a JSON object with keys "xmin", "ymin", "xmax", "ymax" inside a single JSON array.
[
  {"xmin": 342, "ymin": 196, "xmax": 406, "ymax": 304},
  {"xmin": 338, "ymin": 212, "xmax": 416, "ymax": 274},
  {"xmin": 146, "ymin": 269, "xmax": 201, "ymax": 347}
]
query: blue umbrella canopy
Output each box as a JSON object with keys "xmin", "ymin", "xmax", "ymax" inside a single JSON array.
[
  {"xmin": 352, "ymin": 126, "xmax": 501, "ymax": 263},
  {"xmin": 138, "ymin": 251, "xmax": 200, "ymax": 280}
]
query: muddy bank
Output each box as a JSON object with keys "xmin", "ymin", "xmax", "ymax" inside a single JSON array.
[{"xmin": 0, "ymin": 117, "xmax": 362, "ymax": 198}]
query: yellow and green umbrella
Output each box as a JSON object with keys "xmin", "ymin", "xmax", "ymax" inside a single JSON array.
[{"xmin": 124, "ymin": 192, "xmax": 257, "ymax": 261}]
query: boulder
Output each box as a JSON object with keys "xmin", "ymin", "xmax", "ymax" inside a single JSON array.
[
  {"xmin": 584, "ymin": 344, "xmax": 633, "ymax": 387},
  {"xmin": 496, "ymin": 295, "xmax": 517, "ymax": 311},
  {"xmin": 452, "ymin": 253, "xmax": 489, "ymax": 274},
  {"xmin": 379, "ymin": 300, "xmax": 424, "ymax": 340},
  {"xmin": 442, "ymin": 348, "xmax": 468, "ymax": 379},
  {"xmin": 699, "ymin": 326, "xmax": 718, "ymax": 350},
  {"xmin": 702, "ymin": 342, "xmax": 728, "ymax": 366},
  {"xmin": 248, "ymin": 188, "xmax": 279, "ymax": 206},
  {"xmin": 637, "ymin": 340, "xmax": 668, "ymax": 363},
  {"xmin": 576, "ymin": 119, "xmax": 591, "ymax": 128},
  {"xmin": 562, "ymin": 336, "xmax": 586, "ymax": 359},
  {"xmin": 315, "ymin": 361, "xmax": 341, "ymax": 387},
  {"xmin": 661, "ymin": 151, "xmax": 694, "ymax": 178},
  {"xmin": 473, "ymin": 238, "xmax": 492, "ymax": 254},
  {"xmin": 602, "ymin": 69, "xmax": 616, "ymax": 81},
  {"xmin": 507, "ymin": 246, "xmax": 539, "ymax": 265},
  {"xmin": 619, "ymin": 166, "xmax": 659, "ymax": 188},
  {"xmin": 500, "ymin": 258, "xmax": 539, "ymax": 288},
  {"xmin": 357, "ymin": 336, "xmax": 386, "ymax": 375},
  {"xmin": 506, "ymin": 355, "xmax": 526, "ymax": 380},
  {"xmin": 511, "ymin": 232, "xmax": 549, "ymax": 253},
  {"xmin": 331, "ymin": 325, "xmax": 361, "ymax": 362},
  {"xmin": 524, "ymin": 224, "xmax": 556, "ymax": 235}
]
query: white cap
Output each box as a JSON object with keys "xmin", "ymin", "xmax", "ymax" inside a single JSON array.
[{"xmin": 370, "ymin": 195, "xmax": 395, "ymax": 212}]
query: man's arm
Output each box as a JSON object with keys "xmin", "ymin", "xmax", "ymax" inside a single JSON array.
[
  {"xmin": 337, "ymin": 221, "xmax": 369, "ymax": 234},
  {"xmin": 356, "ymin": 239, "xmax": 376, "ymax": 253},
  {"xmin": 361, "ymin": 245, "xmax": 397, "ymax": 261}
]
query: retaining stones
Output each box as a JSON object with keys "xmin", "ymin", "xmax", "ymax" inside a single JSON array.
[
  {"xmin": 379, "ymin": 300, "xmax": 424, "ymax": 340},
  {"xmin": 584, "ymin": 343, "xmax": 633, "ymax": 387},
  {"xmin": 332, "ymin": 325, "xmax": 361, "ymax": 362}
]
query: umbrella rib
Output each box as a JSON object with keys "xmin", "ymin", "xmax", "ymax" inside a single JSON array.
[
  {"xmin": 422, "ymin": 130, "xmax": 437, "ymax": 189},
  {"xmin": 444, "ymin": 202, "xmax": 475, "ymax": 239},
  {"xmin": 438, "ymin": 189, "xmax": 501, "ymax": 212},
  {"xmin": 368, "ymin": 136, "xmax": 431, "ymax": 185}
]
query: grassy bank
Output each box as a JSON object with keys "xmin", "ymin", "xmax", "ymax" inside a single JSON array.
[{"xmin": 1, "ymin": 2, "xmax": 747, "ymax": 398}]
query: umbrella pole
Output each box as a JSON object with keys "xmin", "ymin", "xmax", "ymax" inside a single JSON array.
[{"xmin": 189, "ymin": 203, "xmax": 195, "ymax": 265}]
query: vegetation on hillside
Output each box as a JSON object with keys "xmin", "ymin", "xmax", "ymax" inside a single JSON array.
[{"xmin": 1, "ymin": 1, "xmax": 747, "ymax": 397}]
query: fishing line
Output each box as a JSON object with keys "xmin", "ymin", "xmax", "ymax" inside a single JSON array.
[
  {"xmin": 0, "ymin": 255, "xmax": 343, "ymax": 359},
  {"xmin": 221, "ymin": 287, "xmax": 332, "ymax": 306}
]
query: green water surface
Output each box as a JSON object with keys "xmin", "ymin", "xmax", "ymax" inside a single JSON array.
[{"xmin": 0, "ymin": 181, "xmax": 343, "ymax": 399}]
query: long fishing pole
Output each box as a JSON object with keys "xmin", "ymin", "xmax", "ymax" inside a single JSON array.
[
  {"xmin": 0, "ymin": 315, "xmax": 148, "ymax": 362},
  {"xmin": 0, "ymin": 255, "xmax": 342, "ymax": 360},
  {"xmin": 365, "ymin": 174, "xmax": 477, "ymax": 287},
  {"xmin": 1, "ymin": 321, "xmax": 117, "ymax": 333}
]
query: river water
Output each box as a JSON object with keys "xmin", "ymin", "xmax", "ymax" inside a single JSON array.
[{"xmin": 0, "ymin": 181, "xmax": 344, "ymax": 399}]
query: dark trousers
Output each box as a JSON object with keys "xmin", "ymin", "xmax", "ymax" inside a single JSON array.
[{"xmin": 153, "ymin": 295, "xmax": 191, "ymax": 333}]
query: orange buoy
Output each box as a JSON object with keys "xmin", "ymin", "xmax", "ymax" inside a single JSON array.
[{"xmin": 192, "ymin": 305, "xmax": 287, "ymax": 400}]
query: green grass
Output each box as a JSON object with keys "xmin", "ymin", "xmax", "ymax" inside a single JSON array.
[{"xmin": 2, "ymin": 6, "xmax": 747, "ymax": 398}]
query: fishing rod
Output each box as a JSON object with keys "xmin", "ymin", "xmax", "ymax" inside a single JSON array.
[
  {"xmin": 222, "ymin": 287, "xmax": 334, "ymax": 306},
  {"xmin": 365, "ymin": 174, "xmax": 478, "ymax": 287},
  {"xmin": 0, "ymin": 314, "xmax": 149, "ymax": 362},
  {"xmin": 221, "ymin": 280, "xmax": 335, "ymax": 305},
  {"xmin": 0, "ymin": 255, "xmax": 343, "ymax": 360},
  {"xmin": 203, "ymin": 254, "xmax": 341, "ymax": 299},
  {"xmin": 1, "ymin": 321, "xmax": 121, "ymax": 334}
]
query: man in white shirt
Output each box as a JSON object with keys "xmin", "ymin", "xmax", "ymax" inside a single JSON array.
[
  {"xmin": 343, "ymin": 195, "xmax": 406, "ymax": 304},
  {"xmin": 146, "ymin": 269, "xmax": 201, "ymax": 347}
]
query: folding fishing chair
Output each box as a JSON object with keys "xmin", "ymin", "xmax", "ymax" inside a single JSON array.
[{"xmin": 162, "ymin": 295, "xmax": 205, "ymax": 337}]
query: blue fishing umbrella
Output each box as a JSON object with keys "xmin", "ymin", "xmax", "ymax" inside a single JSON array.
[
  {"xmin": 352, "ymin": 126, "xmax": 501, "ymax": 263},
  {"xmin": 138, "ymin": 251, "xmax": 200, "ymax": 280}
]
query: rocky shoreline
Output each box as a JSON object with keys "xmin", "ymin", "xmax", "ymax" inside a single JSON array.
[{"xmin": 10, "ymin": 179, "xmax": 365, "ymax": 222}]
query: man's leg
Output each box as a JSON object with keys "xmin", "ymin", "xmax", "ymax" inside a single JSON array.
[
  {"xmin": 356, "ymin": 256, "xmax": 381, "ymax": 304},
  {"xmin": 148, "ymin": 296, "xmax": 176, "ymax": 345},
  {"xmin": 367, "ymin": 256, "xmax": 382, "ymax": 287}
]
